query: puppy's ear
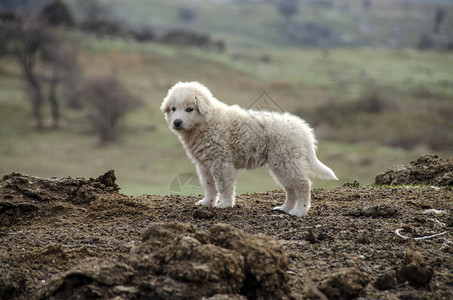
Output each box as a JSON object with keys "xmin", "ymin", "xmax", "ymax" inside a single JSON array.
[
  {"xmin": 194, "ymin": 93, "xmax": 212, "ymax": 115},
  {"xmin": 160, "ymin": 96, "xmax": 170, "ymax": 113},
  {"xmin": 161, "ymin": 84, "xmax": 176, "ymax": 113}
]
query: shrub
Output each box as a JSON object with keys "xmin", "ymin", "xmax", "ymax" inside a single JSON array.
[
  {"xmin": 40, "ymin": 0, "xmax": 74, "ymax": 27},
  {"xmin": 72, "ymin": 76, "xmax": 141, "ymax": 143}
]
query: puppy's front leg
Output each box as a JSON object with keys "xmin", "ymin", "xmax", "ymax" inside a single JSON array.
[
  {"xmin": 211, "ymin": 163, "xmax": 236, "ymax": 208},
  {"xmin": 195, "ymin": 164, "xmax": 218, "ymax": 207}
]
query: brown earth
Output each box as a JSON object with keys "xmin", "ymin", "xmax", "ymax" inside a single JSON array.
[
  {"xmin": 375, "ymin": 154, "xmax": 453, "ymax": 187},
  {"xmin": 1, "ymin": 155, "xmax": 452, "ymax": 299}
]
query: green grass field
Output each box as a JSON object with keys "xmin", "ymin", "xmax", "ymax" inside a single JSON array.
[{"xmin": 1, "ymin": 34, "xmax": 451, "ymax": 196}]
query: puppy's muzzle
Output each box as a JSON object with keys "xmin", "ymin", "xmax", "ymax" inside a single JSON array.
[{"xmin": 173, "ymin": 119, "xmax": 183, "ymax": 130}]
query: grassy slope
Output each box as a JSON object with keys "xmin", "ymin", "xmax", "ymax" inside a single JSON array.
[
  {"xmin": 1, "ymin": 35, "xmax": 452, "ymax": 195},
  {"xmin": 101, "ymin": 0, "xmax": 453, "ymax": 49}
]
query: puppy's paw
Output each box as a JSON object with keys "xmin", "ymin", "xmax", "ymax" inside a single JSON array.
[
  {"xmin": 289, "ymin": 207, "xmax": 309, "ymax": 217},
  {"xmin": 215, "ymin": 201, "xmax": 234, "ymax": 209},
  {"xmin": 273, "ymin": 205, "xmax": 292, "ymax": 214},
  {"xmin": 196, "ymin": 198, "xmax": 215, "ymax": 207}
]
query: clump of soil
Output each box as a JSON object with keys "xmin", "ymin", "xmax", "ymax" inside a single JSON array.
[
  {"xmin": 0, "ymin": 170, "xmax": 119, "ymax": 226},
  {"xmin": 37, "ymin": 222, "xmax": 289, "ymax": 299},
  {"xmin": 1, "ymin": 156, "xmax": 453, "ymax": 299},
  {"xmin": 346, "ymin": 203, "xmax": 398, "ymax": 218},
  {"xmin": 318, "ymin": 268, "xmax": 370, "ymax": 299},
  {"xmin": 375, "ymin": 250, "xmax": 434, "ymax": 292},
  {"xmin": 375, "ymin": 154, "xmax": 453, "ymax": 186}
]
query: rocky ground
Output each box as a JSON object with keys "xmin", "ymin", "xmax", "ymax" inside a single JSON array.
[{"xmin": 0, "ymin": 154, "xmax": 452, "ymax": 299}]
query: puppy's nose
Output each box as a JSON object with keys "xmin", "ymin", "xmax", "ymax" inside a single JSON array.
[{"xmin": 173, "ymin": 119, "xmax": 183, "ymax": 128}]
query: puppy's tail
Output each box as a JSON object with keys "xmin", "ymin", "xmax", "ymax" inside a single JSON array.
[{"xmin": 307, "ymin": 144, "xmax": 338, "ymax": 180}]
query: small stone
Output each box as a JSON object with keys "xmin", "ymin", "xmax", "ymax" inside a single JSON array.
[
  {"xmin": 403, "ymin": 250, "xmax": 424, "ymax": 265},
  {"xmin": 440, "ymin": 239, "xmax": 453, "ymax": 254},
  {"xmin": 113, "ymin": 285, "xmax": 138, "ymax": 295}
]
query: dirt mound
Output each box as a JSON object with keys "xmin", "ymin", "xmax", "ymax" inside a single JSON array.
[
  {"xmin": 375, "ymin": 154, "xmax": 453, "ymax": 186},
  {"xmin": 1, "ymin": 169, "xmax": 452, "ymax": 299},
  {"xmin": 35, "ymin": 258, "xmax": 136, "ymax": 300},
  {"xmin": 36, "ymin": 222, "xmax": 290, "ymax": 300},
  {"xmin": 1, "ymin": 170, "xmax": 119, "ymax": 203},
  {"xmin": 0, "ymin": 171, "xmax": 119, "ymax": 226}
]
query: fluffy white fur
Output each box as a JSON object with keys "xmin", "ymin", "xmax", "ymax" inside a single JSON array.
[{"xmin": 161, "ymin": 81, "xmax": 338, "ymax": 217}]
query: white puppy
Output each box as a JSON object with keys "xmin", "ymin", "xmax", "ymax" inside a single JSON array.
[{"xmin": 161, "ymin": 82, "xmax": 337, "ymax": 217}]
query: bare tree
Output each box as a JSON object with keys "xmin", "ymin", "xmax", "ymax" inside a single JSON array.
[
  {"xmin": 433, "ymin": 8, "xmax": 445, "ymax": 34},
  {"xmin": 72, "ymin": 76, "xmax": 141, "ymax": 144},
  {"xmin": 0, "ymin": 16, "xmax": 52, "ymax": 128},
  {"xmin": 276, "ymin": 0, "xmax": 300, "ymax": 43},
  {"xmin": 0, "ymin": 12, "xmax": 76, "ymax": 129},
  {"xmin": 42, "ymin": 40, "xmax": 78, "ymax": 128}
]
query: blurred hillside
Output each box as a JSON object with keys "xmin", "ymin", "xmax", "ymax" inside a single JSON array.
[
  {"xmin": 3, "ymin": 0, "xmax": 453, "ymax": 49},
  {"xmin": 82, "ymin": 0, "xmax": 453, "ymax": 49},
  {"xmin": 0, "ymin": 0, "xmax": 452, "ymax": 196}
]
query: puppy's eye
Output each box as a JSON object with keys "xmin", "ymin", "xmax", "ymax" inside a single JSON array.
[
  {"xmin": 171, "ymin": 107, "xmax": 176, "ymax": 112},
  {"xmin": 185, "ymin": 107, "xmax": 194, "ymax": 113}
]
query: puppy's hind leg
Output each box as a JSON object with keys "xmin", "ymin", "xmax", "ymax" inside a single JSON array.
[
  {"xmin": 270, "ymin": 169, "xmax": 296, "ymax": 213},
  {"xmin": 212, "ymin": 163, "xmax": 236, "ymax": 209},
  {"xmin": 195, "ymin": 164, "xmax": 218, "ymax": 207},
  {"xmin": 289, "ymin": 177, "xmax": 312, "ymax": 217},
  {"xmin": 274, "ymin": 188, "xmax": 296, "ymax": 213}
]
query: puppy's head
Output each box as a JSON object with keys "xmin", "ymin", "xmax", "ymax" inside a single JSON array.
[{"xmin": 161, "ymin": 82, "xmax": 213, "ymax": 133}]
